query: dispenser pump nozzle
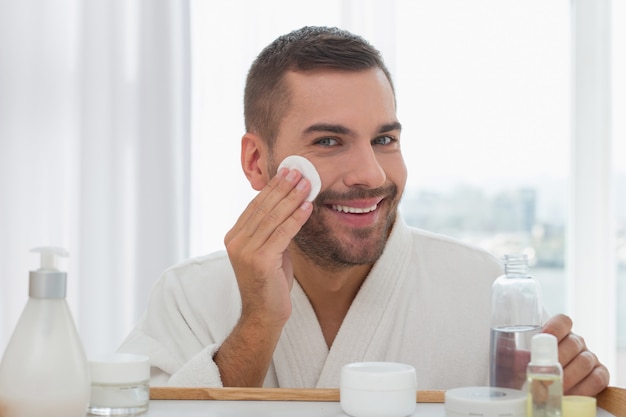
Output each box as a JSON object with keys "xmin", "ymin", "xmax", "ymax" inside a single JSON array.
[
  {"xmin": 29, "ymin": 247, "xmax": 69, "ymax": 299},
  {"xmin": 31, "ymin": 247, "xmax": 69, "ymax": 271}
]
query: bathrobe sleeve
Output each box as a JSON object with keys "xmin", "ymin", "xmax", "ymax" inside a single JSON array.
[{"xmin": 117, "ymin": 252, "xmax": 242, "ymax": 387}]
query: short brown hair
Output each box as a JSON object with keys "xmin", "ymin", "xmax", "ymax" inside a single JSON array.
[{"xmin": 244, "ymin": 26, "xmax": 395, "ymax": 149}]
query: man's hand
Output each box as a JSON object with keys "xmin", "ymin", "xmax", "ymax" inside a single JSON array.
[
  {"xmin": 214, "ymin": 168, "xmax": 313, "ymax": 386},
  {"xmin": 225, "ymin": 167, "xmax": 313, "ymax": 329},
  {"xmin": 216, "ymin": 167, "xmax": 313, "ymax": 387},
  {"xmin": 542, "ymin": 314, "xmax": 610, "ymax": 396}
]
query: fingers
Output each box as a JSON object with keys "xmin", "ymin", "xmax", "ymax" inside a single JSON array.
[
  {"xmin": 252, "ymin": 171, "xmax": 312, "ymax": 250},
  {"xmin": 226, "ymin": 167, "xmax": 291, "ymax": 239},
  {"xmin": 541, "ymin": 313, "xmax": 573, "ymax": 342},
  {"xmin": 565, "ymin": 363, "xmax": 610, "ymax": 396},
  {"xmin": 225, "ymin": 167, "xmax": 312, "ymax": 251},
  {"xmin": 542, "ymin": 314, "xmax": 610, "ymax": 396},
  {"xmin": 223, "ymin": 166, "xmax": 314, "ymax": 327},
  {"xmin": 529, "ymin": 379, "xmax": 553, "ymax": 404},
  {"xmin": 557, "ymin": 332, "xmax": 587, "ymax": 368},
  {"xmin": 559, "ymin": 333, "xmax": 609, "ymax": 395},
  {"xmin": 561, "ymin": 348, "xmax": 597, "ymax": 392}
]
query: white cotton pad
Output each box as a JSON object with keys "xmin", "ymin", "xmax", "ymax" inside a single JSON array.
[{"xmin": 278, "ymin": 155, "xmax": 321, "ymax": 202}]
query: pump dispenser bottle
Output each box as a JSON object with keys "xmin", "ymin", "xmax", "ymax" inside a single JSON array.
[
  {"xmin": 0, "ymin": 247, "xmax": 90, "ymax": 417},
  {"xmin": 490, "ymin": 253, "xmax": 543, "ymax": 389},
  {"xmin": 527, "ymin": 333, "xmax": 563, "ymax": 417}
]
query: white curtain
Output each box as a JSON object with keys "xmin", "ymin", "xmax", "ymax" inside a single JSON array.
[{"xmin": 0, "ymin": 0, "xmax": 190, "ymax": 356}]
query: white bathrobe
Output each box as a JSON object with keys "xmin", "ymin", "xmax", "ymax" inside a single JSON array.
[{"xmin": 118, "ymin": 216, "xmax": 503, "ymax": 389}]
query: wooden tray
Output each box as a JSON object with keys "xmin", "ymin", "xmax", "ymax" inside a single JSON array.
[
  {"xmin": 597, "ymin": 386, "xmax": 626, "ymax": 417},
  {"xmin": 150, "ymin": 387, "xmax": 445, "ymax": 403},
  {"xmin": 151, "ymin": 385, "xmax": 626, "ymax": 417}
]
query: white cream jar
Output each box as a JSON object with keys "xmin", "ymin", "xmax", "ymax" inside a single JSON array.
[
  {"xmin": 445, "ymin": 386, "xmax": 527, "ymax": 417},
  {"xmin": 88, "ymin": 353, "xmax": 150, "ymax": 416},
  {"xmin": 340, "ymin": 362, "xmax": 417, "ymax": 417}
]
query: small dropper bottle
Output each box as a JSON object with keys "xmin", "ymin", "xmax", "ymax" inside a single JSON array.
[{"xmin": 527, "ymin": 333, "xmax": 563, "ymax": 417}]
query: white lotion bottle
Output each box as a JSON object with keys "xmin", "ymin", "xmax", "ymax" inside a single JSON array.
[{"xmin": 0, "ymin": 247, "xmax": 90, "ymax": 417}]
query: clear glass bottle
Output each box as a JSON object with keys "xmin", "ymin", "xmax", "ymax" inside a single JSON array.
[
  {"xmin": 527, "ymin": 333, "xmax": 563, "ymax": 417},
  {"xmin": 489, "ymin": 253, "xmax": 543, "ymax": 389},
  {"xmin": 0, "ymin": 247, "xmax": 90, "ymax": 417}
]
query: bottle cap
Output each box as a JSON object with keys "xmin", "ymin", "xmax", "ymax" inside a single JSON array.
[
  {"xmin": 89, "ymin": 353, "xmax": 150, "ymax": 384},
  {"xmin": 503, "ymin": 253, "xmax": 530, "ymax": 276},
  {"xmin": 562, "ymin": 395, "xmax": 596, "ymax": 417},
  {"xmin": 445, "ymin": 386, "xmax": 527, "ymax": 417},
  {"xmin": 340, "ymin": 362, "xmax": 417, "ymax": 417},
  {"xmin": 29, "ymin": 247, "xmax": 69, "ymax": 299},
  {"xmin": 530, "ymin": 333, "xmax": 558, "ymax": 366},
  {"xmin": 341, "ymin": 361, "xmax": 416, "ymax": 391}
]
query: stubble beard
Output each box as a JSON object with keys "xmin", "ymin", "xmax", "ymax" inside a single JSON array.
[{"xmin": 293, "ymin": 183, "xmax": 400, "ymax": 272}]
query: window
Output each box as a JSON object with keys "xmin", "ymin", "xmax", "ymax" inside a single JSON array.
[{"xmin": 394, "ymin": 1, "xmax": 570, "ymax": 318}]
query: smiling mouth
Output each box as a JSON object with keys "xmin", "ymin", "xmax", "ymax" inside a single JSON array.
[{"xmin": 331, "ymin": 203, "xmax": 378, "ymax": 214}]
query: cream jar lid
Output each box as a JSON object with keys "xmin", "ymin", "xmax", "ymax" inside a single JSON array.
[
  {"xmin": 341, "ymin": 362, "xmax": 417, "ymax": 391},
  {"xmin": 563, "ymin": 395, "xmax": 596, "ymax": 417},
  {"xmin": 90, "ymin": 353, "xmax": 150, "ymax": 384},
  {"xmin": 445, "ymin": 386, "xmax": 527, "ymax": 417}
]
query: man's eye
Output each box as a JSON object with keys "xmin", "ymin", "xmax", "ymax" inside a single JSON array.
[
  {"xmin": 316, "ymin": 137, "xmax": 338, "ymax": 146},
  {"xmin": 373, "ymin": 135, "xmax": 395, "ymax": 145}
]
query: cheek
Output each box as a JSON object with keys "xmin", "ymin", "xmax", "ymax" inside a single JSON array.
[
  {"xmin": 397, "ymin": 163, "xmax": 409, "ymax": 187},
  {"xmin": 312, "ymin": 160, "xmax": 338, "ymax": 191},
  {"xmin": 383, "ymin": 155, "xmax": 408, "ymax": 187}
]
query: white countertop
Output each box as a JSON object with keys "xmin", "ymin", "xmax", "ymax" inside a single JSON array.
[
  {"xmin": 141, "ymin": 400, "xmax": 616, "ymax": 417},
  {"xmin": 142, "ymin": 400, "xmax": 442, "ymax": 416}
]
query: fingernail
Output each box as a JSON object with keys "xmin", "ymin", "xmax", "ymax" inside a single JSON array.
[
  {"xmin": 296, "ymin": 178, "xmax": 307, "ymax": 191},
  {"xmin": 286, "ymin": 169, "xmax": 298, "ymax": 182}
]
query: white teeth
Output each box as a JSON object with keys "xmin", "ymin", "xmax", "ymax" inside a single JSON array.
[{"xmin": 331, "ymin": 204, "xmax": 378, "ymax": 214}]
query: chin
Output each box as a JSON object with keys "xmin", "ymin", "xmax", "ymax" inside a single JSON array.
[{"xmin": 295, "ymin": 206, "xmax": 397, "ymax": 269}]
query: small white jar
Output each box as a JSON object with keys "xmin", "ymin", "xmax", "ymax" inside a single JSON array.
[
  {"xmin": 88, "ymin": 353, "xmax": 150, "ymax": 416},
  {"xmin": 445, "ymin": 386, "xmax": 526, "ymax": 417},
  {"xmin": 340, "ymin": 362, "xmax": 417, "ymax": 417}
]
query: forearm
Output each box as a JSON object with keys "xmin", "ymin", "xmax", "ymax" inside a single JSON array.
[
  {"xmin": 214, "ymin": 315, "xmax": 284, "ymax": 387},
  {"xmin": 216, "ymin": 165, "xmax": 312, "ymax": 386}
]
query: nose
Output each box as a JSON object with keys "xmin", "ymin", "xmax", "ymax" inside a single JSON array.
[{"xmin": 342, "ymin": 143, "xmax": 386, "ymax": 189}]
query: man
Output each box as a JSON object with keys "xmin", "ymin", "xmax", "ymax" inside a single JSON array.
[{"xmin": 119, "ymin": 26, "xmax": 609, "ymax": 394}]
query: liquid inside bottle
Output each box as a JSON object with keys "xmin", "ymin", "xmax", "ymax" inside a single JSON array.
[
  {"xmin": 528, "ymin": 374, "xmax": 563, "ymax": 417},
  {"xmin": 490, "ymin": 324, "xmax": 541, "ymax": 389}
]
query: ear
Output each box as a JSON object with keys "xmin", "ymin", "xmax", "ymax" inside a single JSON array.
[{"xmin": 241, "ymin": 132, "xmax": 270, "ymax": 191}]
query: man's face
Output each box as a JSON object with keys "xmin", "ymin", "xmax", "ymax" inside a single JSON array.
[{"xmin": 271, "ymin": 67, "xmax": 407, "ymax": 270}]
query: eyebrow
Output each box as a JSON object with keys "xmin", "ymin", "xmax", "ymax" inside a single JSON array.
[
  {"xmin": 380, "ymin": 121, "xmax": 403, "ymax": 133},
  {"xmin": 302, "ymin": 121, "xmax": 402, "ymax": 136}
]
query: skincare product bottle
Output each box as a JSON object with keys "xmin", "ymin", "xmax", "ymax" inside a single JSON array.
[
  {"xmin": 0, "ymin": 247, "xmax": 90, "ymax": 417},
  {"xmin": 527, "ymin": 333, "xmax": 563, "ymax": 417},
  {"xmin": 490, "ymin": 253, "xmax": 543, "ymax": 389}
]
